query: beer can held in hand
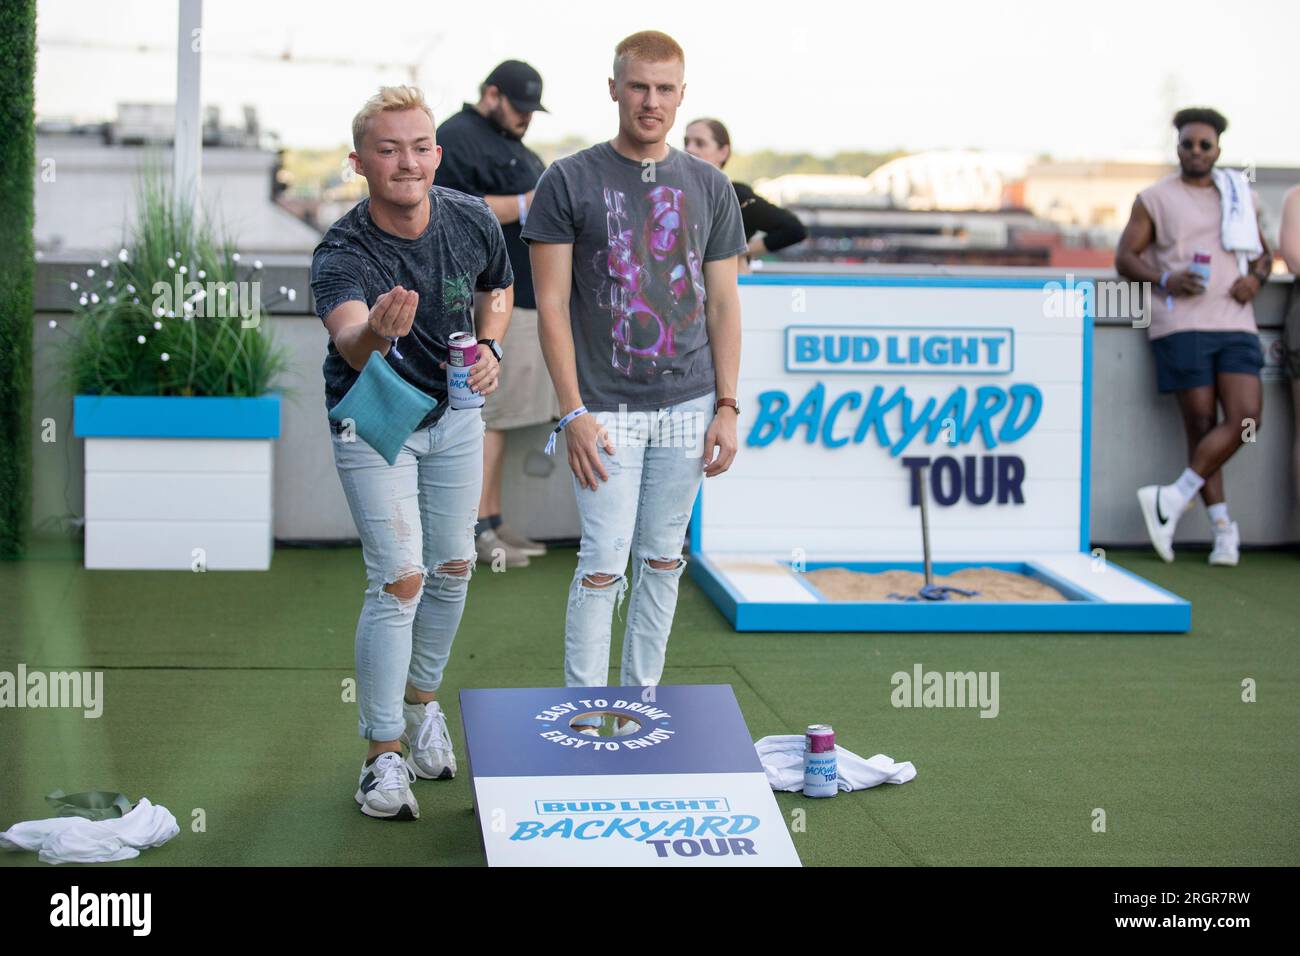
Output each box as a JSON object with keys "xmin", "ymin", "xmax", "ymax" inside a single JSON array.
[
  {"xmin": 803, "ymin": 724, "xmax": 838, "ymax": 798},
  {"xmin": 447, "ymin": 332, "xmax": 483, "ymax": 410},
  {"xmin": 1189, "ymin": 250, "xmax": 1213, "ymax": 284}
]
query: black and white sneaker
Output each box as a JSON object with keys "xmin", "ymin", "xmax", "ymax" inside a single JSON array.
[
  {"xmin": 355, "ymin": 751, "xmax": 420, "ymax": 820},
  {"xmin": 1137, "ymin": 484, "xmax": 1181, "ymax": 563}
]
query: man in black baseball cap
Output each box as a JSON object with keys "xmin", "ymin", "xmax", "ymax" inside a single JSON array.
[
  {"xmin": 436, "ymin": 61, "xmax": 557, "ymax": 567},
  {"xmin": 484, "ymin": 59, "xmax": 549, "ymax": 117}
]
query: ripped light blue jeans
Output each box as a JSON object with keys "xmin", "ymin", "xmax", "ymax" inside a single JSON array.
[
  {"xmin": 565, "ymin": 390, "xmax": 714, "ymax": 704},
  {"xmin": 331, "ymin": 407, "xmax": 483, "ymax": 741}
]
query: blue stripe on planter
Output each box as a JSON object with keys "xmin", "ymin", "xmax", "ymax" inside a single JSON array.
[{"xmin": 74, "ymin": 395, "xmax": 281, "ymax": 439}]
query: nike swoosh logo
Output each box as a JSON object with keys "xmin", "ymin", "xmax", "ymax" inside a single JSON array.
[{"xmin": 1156, "ymin": 488, "xmax": 1168, "ymax": 524}]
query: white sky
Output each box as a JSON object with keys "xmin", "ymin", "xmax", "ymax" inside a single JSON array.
[{"xmin": 35, "ymin": 0, "xmax": 1300, "ymax": 165}]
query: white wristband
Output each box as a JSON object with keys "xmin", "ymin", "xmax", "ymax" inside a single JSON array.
[{"xmin": 517, "ymin": 193, "xmax": 529, "ymax": 225}]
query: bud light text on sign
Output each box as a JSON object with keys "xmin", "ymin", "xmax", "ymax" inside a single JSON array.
[{"xmin": 786, "ymin": 326, "xmax": 1014, "ymax": 375}]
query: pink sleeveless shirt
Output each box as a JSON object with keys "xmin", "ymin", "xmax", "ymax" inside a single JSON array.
[{"xmin": 1138, "ymin": 173, "xmax": 1257, "ymax": 340}]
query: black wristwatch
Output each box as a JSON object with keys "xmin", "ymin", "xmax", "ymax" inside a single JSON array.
[{"xmin": 477, "ymin": 338, "xmax": 502, "ymax": 362}]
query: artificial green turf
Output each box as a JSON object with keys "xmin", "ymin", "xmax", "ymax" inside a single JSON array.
[{"xmin": 1, "ymin": 544, "xmax": 1297, "ymax": 866}]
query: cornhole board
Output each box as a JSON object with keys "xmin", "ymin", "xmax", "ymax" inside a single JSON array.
[
  {"xmin": 688, "ymin": 275, "xmax": 1190, "ymax": 633},
  {"xmin": 460, "ymin": 684, "xmax": 801, "ymax": 866}
]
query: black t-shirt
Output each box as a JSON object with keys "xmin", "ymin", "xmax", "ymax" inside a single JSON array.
[
  {"xmin": 310, "ymin": 186, "xmax": 513, "ymax": 430},
  {"xmin": 435, "ymin": 104, "xmax": 545, "ymax": 309},
  {"xmin": 733, "ymin": 181, "xmax": 808, "ymax": 252}
]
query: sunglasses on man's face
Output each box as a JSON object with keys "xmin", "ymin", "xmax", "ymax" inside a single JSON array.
[{"xmin": 1179, "ymin": 138, "xmax": 1215, "ymax": 152}]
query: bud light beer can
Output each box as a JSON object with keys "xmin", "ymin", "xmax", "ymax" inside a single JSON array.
[
  {"xmin": 1189, "ymin": 250, "xmax": 1212, "ymax": 284},
  {"xmin": 803, "ymin": 724, "xmax": 838, "ymax": 798},
  {"xmin": 447, "ymin": 332, "xmax": 482, "ymax": 410}
]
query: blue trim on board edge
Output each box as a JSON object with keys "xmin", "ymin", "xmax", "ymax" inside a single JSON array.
[{"xmin": 689, "ymin": 556, "xmax": 1190, "ymax": 633}]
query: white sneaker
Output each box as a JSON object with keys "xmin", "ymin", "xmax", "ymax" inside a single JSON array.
[
  {"xmin": 475, "ymin": 528, "xmax": 530, "ymax": 568},
  {"xmin": 355, "ymin": 751, "xmax": 419, "ymax": 820},
  {"xmin": 495, "ymin": 523, "xmax": 546, "ymax": 557},
  {"xmin": 401, "ymin": 700, "xmax": 457, "ymax": 780},
  {"xmin": 1209, "ymin": 521, "xmax": 1240, "ymax": 567},
  {"xmin": 1137, "ymin": 485, "xmax": 1181, "ymax": 563}
]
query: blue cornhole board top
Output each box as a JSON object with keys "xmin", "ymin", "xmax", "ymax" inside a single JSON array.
[{"xmin": 460, "ymin": 684, "xmax": 761, "ymax": 779}]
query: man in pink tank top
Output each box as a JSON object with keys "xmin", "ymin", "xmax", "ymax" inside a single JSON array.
[{"xmin": 1116, "ymin": 107, "xmax": 1273, "ymax": 567}]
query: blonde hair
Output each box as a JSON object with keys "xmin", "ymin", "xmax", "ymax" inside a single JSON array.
[
  {"xmin": 351, "ymin": 85, "xmax": 436, "ymax": 151},
  {"xmin": 613, "ymin": 30, "xmax": 685, "ymax": 80}
]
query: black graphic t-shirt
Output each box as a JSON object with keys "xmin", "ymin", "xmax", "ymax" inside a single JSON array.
[
  {"xmin": 435, "ymin": 104, "xmax": 546, "ymax": 309},
  {"xmin": 310, "ymin": 186, "xmax": 513, "ymax": 429},
  {"xmin": 521, "ymin": 142, "xmax": 745, "ymax": 412}
]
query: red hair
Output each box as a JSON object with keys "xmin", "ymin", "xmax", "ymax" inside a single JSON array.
[{"xmin": 613, "ymin": 31, "xmax": 685, "ymax": 78}]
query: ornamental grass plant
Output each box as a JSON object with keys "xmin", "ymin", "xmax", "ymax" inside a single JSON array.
[{"xmin": 59, "ymin": 174, "xmax": 289, "ymax": 398}]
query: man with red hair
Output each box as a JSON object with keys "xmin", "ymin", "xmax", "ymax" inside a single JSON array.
[{"xmin": 524, "ymin": 31, "xmax": 745, "ymax": 725}]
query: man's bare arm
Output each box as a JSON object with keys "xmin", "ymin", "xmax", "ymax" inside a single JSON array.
[
  {"xmin": 1247, "ymin": 203, "xmax": 1273, "ymax": 277},
  {"xmin": 1230, "ymin": 206, "xmax": 1274, "ymax": 304},
  {"xmin": 461, "ymin": 284, "xmax": 513, "ymax": 396},
  {"xmin": 474, "ymin": 284, "xmax": 513, "ymax": 343},
  {"xmin": 1116, "ymin": 197, "xmax": 1204, "ymax": 296},
  {"xmin": 323, "ymin": 288, "xmax": 418, "ymax": 371},
  {"xmin": 531, "ymin": 242, "xmax": 582, "ymax": 413},
  {"xmin": 531, "ymin": 240, "xmax": 611, "ymax": 490},
  {"xmin": 1115, "ymin": 198, "xmax": 1162, "ymax": 285},
  {"xmin": 1280, "ymin": 186, "xmax": 1300, "ymax": 275},
  {"xmin": 483, "ymin": 191, "xmax": 534, "ymax": 226},
  {"xmin": 704, "ymin": 256, "xmax": 741, "ymax": 403},
  {"xmin": 702, "ymin": 255, "xmax": 742, "ymax": 478}
]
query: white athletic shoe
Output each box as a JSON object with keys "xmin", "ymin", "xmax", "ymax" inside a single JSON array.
[
  {"xmin": 401, "ymin": 700, "xmax": 456, "ymax": 780},
  {"xmin": 1209, "ymin": 522, "xmax": 1240, "ymax": 567},
  {"xmin": 1137, "ymin": 485, "xmax": 1181, "ymax": 563},
  {"xmin": 355, "ymin": 751, "xmax": 419, "ymax": 821},
  {"xmin": 612, "ymin": 717, "xmax": 640, "ymax": 737},
  {"xmin": 495, "ymin": 523, "xmax": 547, "ymax": 557},
  {"xmin": 575, "ymin": 719, "xmax": 603, "ymax": 737}
]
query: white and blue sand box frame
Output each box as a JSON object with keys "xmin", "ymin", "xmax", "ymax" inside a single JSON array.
[{"xmin": 687, "ymin": 274, "xmax": 1190, "ymax": 633}]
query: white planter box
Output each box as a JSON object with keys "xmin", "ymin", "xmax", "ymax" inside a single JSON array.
[{"xmin": 74, "ymin": 395, "xmax": 280, "ymax": 570}]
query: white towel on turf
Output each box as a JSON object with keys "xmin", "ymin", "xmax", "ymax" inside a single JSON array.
[
  {"xmin": 754, "ymin": 735, "xmax": 917, "ymax": 792},
  {"xmin": 0, "ymin": 797, "xmax": 179, "ymax": 864},
  {"xmin": 1211, "ymin": 167, "xmax": 1262, "ymax": 275}
]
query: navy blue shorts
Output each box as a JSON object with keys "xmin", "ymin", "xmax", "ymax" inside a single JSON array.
[{"xmin": 1149, "ymin": 331, "xmax": 1263, "ymax": 393}]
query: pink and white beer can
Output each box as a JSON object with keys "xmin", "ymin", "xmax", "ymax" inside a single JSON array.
[{"xmin": 447, "ymin": 332, "xmax": 483, "ymax": 410}]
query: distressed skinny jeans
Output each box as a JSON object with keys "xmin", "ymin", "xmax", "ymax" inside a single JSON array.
[
  {"xmin": 565, "ymin": 391, "xmax": 713, "ymax": 702},
  {"xmin": 332, "ymin": 407, "xmax": 483, "ymax": 740}
]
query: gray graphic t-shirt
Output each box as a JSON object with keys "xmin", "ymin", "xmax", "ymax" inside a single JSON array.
[
  {"xmin": 310, "ymin": 186, "xmax": 513, "ymax": 429},
  {"xmin": 521, "ymin": 142, "xmax": 745, "ymax": 412}
]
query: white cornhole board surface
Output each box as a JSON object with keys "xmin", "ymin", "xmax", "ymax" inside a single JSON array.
[
  {"xmin": 461, "ymin": 684, "xmax": 801, "ymax": 866},
  {"xmin": 688, "ymin": 276, "xmax": 1189, "ymax": 632}
]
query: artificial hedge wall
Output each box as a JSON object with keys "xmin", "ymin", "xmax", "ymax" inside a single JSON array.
[{"xmin": 0, "ymin": 0, "xmax": 36, "ymax": 557}]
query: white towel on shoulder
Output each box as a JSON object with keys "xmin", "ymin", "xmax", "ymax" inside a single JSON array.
[
  {"xmin": 754, "ymin": 735, "xmax": 917, "ymax": 792},
  {"xmin": 1212, "ymin": 167, "xmax": 1263, "ymax": 275},
  {"xmin": 0, "ymin": 797, "xmax": 179, "ymax": 864}
]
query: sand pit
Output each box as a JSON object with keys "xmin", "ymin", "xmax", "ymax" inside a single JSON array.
[{"xmin": 802, "ymin": 567, "xmax": 1068, "ymax": 602}]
